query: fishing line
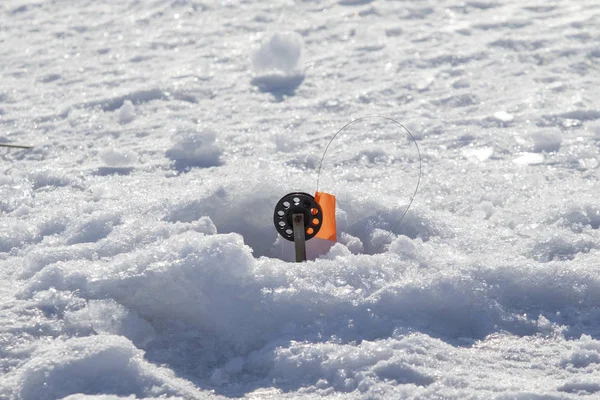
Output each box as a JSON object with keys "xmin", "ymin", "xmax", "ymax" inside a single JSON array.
[{"xmin": 316, "ymin": 115, "xmax": 422, "ymax": 254}]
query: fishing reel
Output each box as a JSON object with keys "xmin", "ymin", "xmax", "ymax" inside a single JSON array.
[
  {"xmin": 273, "ymin": 192, "xmax": 323, "ymax": 242},
  {"xmin": 271, "ymin": 116, "xmax": 422, "ymax": 262}
]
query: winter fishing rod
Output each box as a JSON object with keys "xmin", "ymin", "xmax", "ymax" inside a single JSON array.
[
  {"xmin": 0, "ymin": 143, "xmax": 33, "ymax": 149},
  {"xmin": 273, "ymin": 115, "xmax": 422, "ymax": 262}
]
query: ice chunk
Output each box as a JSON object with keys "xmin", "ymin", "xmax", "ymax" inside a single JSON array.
[{"xmin": 513, "ymin": 152, "xmax": 544, "ymax": 165}]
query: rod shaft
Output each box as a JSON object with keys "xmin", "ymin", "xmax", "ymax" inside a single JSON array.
[
  {"xmin": 0, "ymin": 143, "xmax": 33, "ymax": 149},
  {"xmin": 292, "ymin": 213, "xmax": 307, "ymax": 262}
]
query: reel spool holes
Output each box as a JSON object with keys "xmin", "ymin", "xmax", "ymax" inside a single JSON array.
[{"xmin": 273, "ymin": 192, "xmax": 322, "ymax": 241}]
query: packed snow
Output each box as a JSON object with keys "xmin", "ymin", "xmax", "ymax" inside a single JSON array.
[{"xmin": 2, "ymin": 0, "xmax": 600, "ymax": 399}]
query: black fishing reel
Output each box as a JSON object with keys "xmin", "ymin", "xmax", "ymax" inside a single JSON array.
[{"xmin": 273, "ymin": 192, "xmax": 322, "ymax": 241}]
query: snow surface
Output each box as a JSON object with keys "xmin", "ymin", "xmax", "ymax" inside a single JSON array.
[{"xmin": 2, "ymin": 0, "xmax": 600, "ymax": 399}]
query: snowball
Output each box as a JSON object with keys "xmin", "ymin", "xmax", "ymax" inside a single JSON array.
[
  {"xmin": 118, "ymin": 100, "xmax": 136, "ymax": 124},
  {"xmin": 252, "ymin": 32, "xmax": 303, "ymax": 74},
  {"xmin": 530, "ymin": 130, "xmax": 562, "ymax": 153},
  {"xmin": 479, "ymin": 200, "xmax": 495, "ymax": 219},
  {"xmin": 165, "ymin": 127, "xmax": 223, "ymax": 171},
  {"xmin": 250, "ymin": 32, "xmax": 305, "ymax": 94}
]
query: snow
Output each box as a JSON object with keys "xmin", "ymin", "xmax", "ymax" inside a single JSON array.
[
  {"xmin": 165, "ymin": 126, "xmax": 223, "ymax": 171},
  {"xmin": 7, "ymin": 336, "xmax": 203, "ymax": 400},
  {"xmin": 531, "ymin": 130, "xmax": 562, "ymax": 153},
  {"xmin": 250, "ymin": 32, "xmax": 306, "ymax": 96},
  {"xmin": 2, "ymin": 0, "xmax": 600, "ymax": 399},
  {"xmin": 493, "ymin": 111, "xmax": 514, "ymax": 123},
  {"xmin": 513, "ymin": 152, "xmax": 545, "ymax": 165},
  {"xmin": 118, "ymin": 101, "xmax": 136, "ymax": 125},
  {"xmin": 462, "ymin": 146, "xmax": 494, "ymax": 161}
]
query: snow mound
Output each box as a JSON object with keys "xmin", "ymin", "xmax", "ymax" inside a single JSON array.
[
  {"xmin": 258, "ymin": 335, "xmax": 436, "ymax": 393},
  {"xmin": 21, "ymin": 231, "xmax": 261, "ymax": 348},
  {"xmin": 66, "ymin": 212, "xmax": 122, "ymax": 245},
  {"xmin": 165, "ymin": 126, "xmax": 223, "ymax": 171},
  {"xmin": 0, "ymin": 219, "xmax": 37, "ymax": 252},
  {"xmin": 5, "ymin": 336, "xmax": 200, "ymax": 400},
  {"xmin": 65, "ymin": 299, "xmax": 156, "ymax": 348},
  {"xmin": 28, "ymin": 168, "xmax": 78, "ymax": 190},
  {"xmin": 554, "ymin": 203, "xmax": 600, "ymax": 232},
  {"xmin": 250, "ymin": 32, "xmax": 305, "ymax": 95},
  {"xmin": 163, "ymin": 178, "xmax": 283, "ymax": 258},
  {"xmin": 560, "ymin": 335, "xmax": 600, "ymax": 369}
]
